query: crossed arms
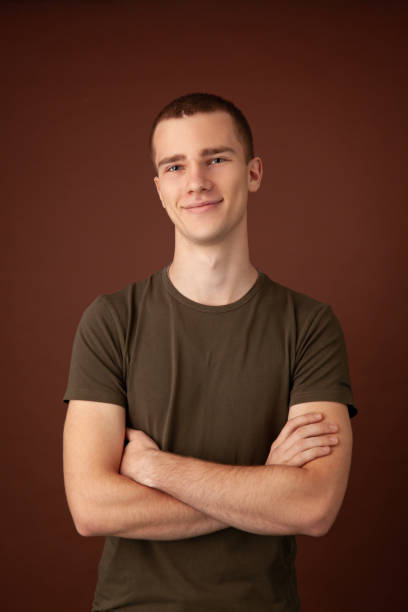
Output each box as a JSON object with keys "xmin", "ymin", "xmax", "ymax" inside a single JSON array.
[{"xmin": 63, "ymin": 399, "xmax": 353, "ymax": 540}]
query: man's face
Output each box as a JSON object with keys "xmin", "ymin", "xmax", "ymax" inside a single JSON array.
[{"xmin": 153, "ymin": 111, "xmax": 261, "ymax": 247}]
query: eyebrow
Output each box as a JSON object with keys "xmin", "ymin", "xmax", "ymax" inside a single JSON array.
[{"xmin": 157, "ymin": 146, "xmax": 237, "ymax": 170}]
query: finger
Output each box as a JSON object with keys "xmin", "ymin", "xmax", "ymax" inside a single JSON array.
[
  {"xmin": 125, "ymin": 427, "xmax": 139, "ymax": 440},
  {"xmin": 292, "ymin": 421, "xmax": 339, "ymax": 440},
  {"xmin": 281, "ymin": 434, "xmax": 336, "ymax": 464},
  {"xmin": 275, "ymin": 412, "xmax": 323, "ymax": 444},
  {"xmin": 291, "ymin": 445, "xmax": 332, "ymax": 467},
  {"xmin": 287, "ymin": 434, "xmax": 338, "ymax": 458}
]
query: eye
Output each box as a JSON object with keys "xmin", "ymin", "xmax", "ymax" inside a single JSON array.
[
  {"xmin": 210, "ymin": 157, "xmax": 225, "ymax": 165},
  {"xmin": 167, "ymin": 164, "xmax": 181, "ymax": 173}
]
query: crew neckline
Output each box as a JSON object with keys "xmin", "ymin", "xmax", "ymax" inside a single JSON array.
[{"xmin": 161, "ymin": 264, "xmax": 266, "ymax": 313}]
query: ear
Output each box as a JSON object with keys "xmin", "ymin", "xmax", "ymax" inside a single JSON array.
[
  {"xmin": 153, "ymin": 176, "xmax": 166, "ymax": 208},
  {"xmin": 248, "ymin": 156, "xmax": 263, "ymax": 193}
]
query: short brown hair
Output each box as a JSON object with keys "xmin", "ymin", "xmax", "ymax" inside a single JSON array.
[{"xmin": 149, "ymin": 92, "xmax": 254, "ymax": 173}]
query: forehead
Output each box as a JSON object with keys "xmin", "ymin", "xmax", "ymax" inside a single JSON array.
[{"xmin": 153, "ymin": 111, "xmax": 242, "ymax": 158}]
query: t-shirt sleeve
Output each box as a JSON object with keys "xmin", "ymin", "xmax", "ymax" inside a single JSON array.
[
  {"xmin": 62, "ymin": 294, "xmax": 128, "ymax": 409},
  {"xmin": 288, "ymin": 304, "xmax": 357, "ymax": 418}
]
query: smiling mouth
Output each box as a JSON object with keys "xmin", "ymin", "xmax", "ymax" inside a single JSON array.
[{"xmin": 184, "ymin": 199, "xmax": 223, "ymax": 211}]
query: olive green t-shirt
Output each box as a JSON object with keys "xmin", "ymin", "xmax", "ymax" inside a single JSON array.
[{"xmin": 63, "ymin": 264, "xmax": 357, "ymax": 612}]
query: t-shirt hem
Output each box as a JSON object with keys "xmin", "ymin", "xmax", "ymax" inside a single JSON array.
[
  {"xmin": 288, "ymin": 389, "xmax": 357, "ymax": 418},
  {"xmin": 63, "ymin": 388, "xmax": 128, "ymax": 410}
]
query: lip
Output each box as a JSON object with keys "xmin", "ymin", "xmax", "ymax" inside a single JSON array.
[{"xmin": 183, "ymin": 199, "xmax": 223, "ymax": 210}]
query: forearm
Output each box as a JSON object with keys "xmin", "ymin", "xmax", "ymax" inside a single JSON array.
[
  {"xmin": 139, "ymin": 452, "xmax": 323, "ymax": 536},
  {"xmin": 73, "ymin": 471, "xmax": 229, "ymax": 540}
]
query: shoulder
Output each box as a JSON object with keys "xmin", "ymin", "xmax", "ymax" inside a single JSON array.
[
  {"xmin": 260, "ymin": 273, "xmax": 332, "ymax": 326},
  {"xmin": 84, "ymin": 268, "xmax": 162, "ymax": 326}
]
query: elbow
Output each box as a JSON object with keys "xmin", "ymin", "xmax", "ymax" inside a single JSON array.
[
  {"xmin": 303, "ymin": 504, "xmax": 338, "ymax": 538},
  {"xmin": 75, "ymin": 514, "xmax": 110, "ymax": 538},
  {"xmin": 65, "ymin": 480, "xmax": 115, "ymax": 538},
  {"xmin": 69, "ymin": 501, "xmax": 106, "ymax": 538},
  {"xmin": 305, "ymin": 515, "xmax": 333, "ymax": 538},
  {"xmin": 72, "ymin": 511, "xmax": 99, "ymax": 537},
  {"xmin": 74, "ymin": 517, "xmax": 96, "ymax": 538}
]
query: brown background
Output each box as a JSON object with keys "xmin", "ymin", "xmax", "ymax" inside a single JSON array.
[{"xmin": 2, "ymin": 1, "xmax": 407, "ymax": 610}]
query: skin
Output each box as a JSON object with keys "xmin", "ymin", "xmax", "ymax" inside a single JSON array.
[
  {"xmin": 152, "ymin": 111, "xmax": 263, "ymax": 306},
  {"xmin": 119, "ymin": 402, "xmax": 351, "ymax": 536},
  {"xmin": 63, "ymin": 110, "xmax": 353, "ymax": 540},
  {"xmin": 64, "ymin": 400, "xmax": 347, "ymax": 538}
]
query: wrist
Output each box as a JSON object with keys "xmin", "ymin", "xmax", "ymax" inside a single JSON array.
[{"xmin": 138, "ymin": 448, "xmax": 163, "ymax": 488}]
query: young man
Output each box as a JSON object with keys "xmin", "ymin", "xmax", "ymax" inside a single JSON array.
[{"xmin": 63, "ymin": 92, "xmax": 357, "ymax": 611}]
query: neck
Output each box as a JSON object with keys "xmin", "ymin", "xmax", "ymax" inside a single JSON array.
[{"xmin": 168, "ymin": 228, "xmax": 258, "ymax": 307}]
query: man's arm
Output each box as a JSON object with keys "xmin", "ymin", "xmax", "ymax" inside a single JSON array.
[
  {"xmin": 62, "ymin": 399, "xmax": 229, "ymax": 539},
  {"xmin": 121, "ymin": 401, "xmax": 353, "ymax": 537},
  {"xmin": 285, "ymin": 400, "xmax": 353, "ymax": 534}
]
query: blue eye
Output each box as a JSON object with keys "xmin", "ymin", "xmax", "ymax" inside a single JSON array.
[{"xmin": 166, "ymin": 158, "xmax": 226, "ymax": 173}]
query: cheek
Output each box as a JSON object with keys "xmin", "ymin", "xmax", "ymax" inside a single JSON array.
[
  {"xmin": 157, "ymin": 186, "xmax": 173, "ymax": 208},
  {"xmin": 161, "ymin": 182, "xmax": 180, "ymax": 205},
  {"xmin": 227, "ymin": 176, "xmax": 247, "ymax": 201}
]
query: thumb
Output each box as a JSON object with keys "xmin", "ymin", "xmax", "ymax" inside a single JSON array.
[{"xmin": 125, "ymin": 427, "xmax": 138, "ymax": 440}]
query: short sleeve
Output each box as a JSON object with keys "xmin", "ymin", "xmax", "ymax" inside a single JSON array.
[
  {"xmin": 289, "ymin": 304, "xmax": 357, "ymax": 418},
  {"xmin": 62, "ymin": 295, "xmax": 128, "ymax": 409}
]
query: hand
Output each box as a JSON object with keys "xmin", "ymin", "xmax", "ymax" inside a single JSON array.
[
  {"xmin": 119, "ymin": 428, "xmax": 160, "ymax": 486},
  {"xmin": 266, "ymin": 413, "xmax": 339, "ymax": 468}
]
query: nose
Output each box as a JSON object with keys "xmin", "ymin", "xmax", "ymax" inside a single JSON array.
[{"xmin": 186, "ymin": 161, "xmax": 212, "ymax": 193}]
